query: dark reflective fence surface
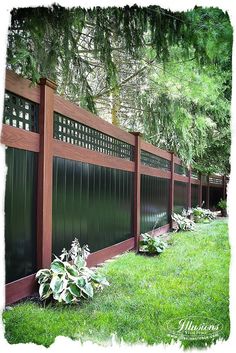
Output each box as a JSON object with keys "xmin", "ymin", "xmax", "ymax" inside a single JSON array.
[
  {"xmin": 5, "ymin": 147, "xmax": 37, "ymax": 283},
  {"xmin": 210, "ymin": 187, "xmax": 223, "ymax": 209},
  {"xmin": 191, "ymin": 184, "xmax": 199, "ymax": 207},
  {"xmin": 174, "ymin": 181, "xmax": 188, "ymax": 213},
  {"xmin": 141, "ymin": 174, "xmax": 170, "ymax": 233},
  {"xmin": 52, "ymin": 157, "xmax": 134, "ymax": 256}
]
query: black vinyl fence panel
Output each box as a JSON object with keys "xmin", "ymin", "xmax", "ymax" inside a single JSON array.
[
  {"xmin": 5, "ymin": 147, "xmax": 37, "ymax": 283},
  {"xmin": 52, "ymin": 157, "xmax": 134, "ymax": 256},
  {"xmin": 191, "ymin": 184, "xmax": 199, "ymax": 207},
  {"xmin": 140, "ymin": 174, "xmax": 170, "ymax": 233},
  {"xmin": 202, "ymin": 186, "xmax": 207, "ymax": 208},
  {"xmin": 210, "ymin": 187, "xmax": 223, "ymax": 209},
  {"xmin": 174, "ymin": 181, "xmax": 188, "ymax": 213}
]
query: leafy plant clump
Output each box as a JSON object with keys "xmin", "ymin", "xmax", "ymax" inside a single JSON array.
[
  {"xmin": 191, "ymin": 207, "xmax": 216, "ymax": 223},
  {"xmin": 217, "ymin": 199, "xmax": 227, "ymax": 217},
  {"xmin": 139, "ymin": 233, "xmax": 168, "ymax": 255},
  {"xmin": 218, "ymin": 199, "xmax": 227, "ymax": 210},
  {"xmin": 182, "ymin": 208, "xmax": 193, "ymax": 218},
  {"xmin": 36, "ymin": 238, "xmax": 109, "ymax": 304},
  {"xmin": 171, "ymin": 213, "xmax": 195, "ymax": 232}
]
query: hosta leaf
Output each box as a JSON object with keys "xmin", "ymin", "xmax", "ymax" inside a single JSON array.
[
  {"xmin": 75, "ymin": 277, "xmax": 86, "ymax": 288},
  {"xmin": 156, "ymin": 247, "xmax": 163, "ymax": 253},
  {"xmin": 99, "ymin": 277, "xmax": 109, "ymax": 286},
  {"xmin": 139, "ymin": 240, "xmax": 145, "ymax": 246},
  {"xmin": 63, "ymin": 291, "xmax": 74, "ymax": 304},
  {"xmin": 51, "ymin": 260, "xmax": 65, "ymax": 274},
  {"xmin": 53, "ymin": 292, "xmax": 61, "ymax": 301},
  {"xmin": 66, "ymin": 264, "xmax": 79, "ymax": 278},
  {"xmin": 91, "ymin": 273, "xmax": 109, "ymax": 286},
  {"xmin": 50, "ymin": 276, "xmax": 65, "ymax": 293},
  {"xmin": 36, "ymin": 269, "xmax": 52, "ymax": 284},
  {"xmin": 38, "ymin": 276, "xmax": 51, "ymax": 285},
  {"xmin": 59, "ymin": 289, "xmax": 75, "ymax": 304},
  {"xmin": 39, "ymin": 283, "xmax": 52, "ymax": 300},
  {"xmin": 36, "ymin": 269, "xmax": 51, "ymax": 279},
  {"xmin": 90, "ymin": 273, "xmax": 102, "ymax": 283},
  {"xmin": 102, "ymin": 278, "xmax": 109, "ymax": 286},
  {"xmin": 68, "ymin": 283, "xmax": 82, "ymax": 298},
  {"xmin": 81, "ymin": 282, "xmax": 94, "ymax": 298}
]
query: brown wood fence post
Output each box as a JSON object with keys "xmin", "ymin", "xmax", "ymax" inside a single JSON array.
[
  {"xmin": 223, "ymin": 175, "xmax": 226, "ymax": 199},
  {"xmin": 188, "ymin": 167, "xmax": 192, "ymax": 209},
  {"xmin": 37, "ymin": 78, "xmax": 57, "ymax": 269},
  {"xmin": 199, "ymin": 173, "xmax": 203, "ymax": 206},
  {"xmin": 169, "ymin": 153, "xmax": 174, "ymax": 228},
  {"xmin": 206, "ymin": 174, "xmax": 210, "ymax": 209},
  {"xmin": 131, "ymin": 132, "xmax": 141, "ymax": 252}
]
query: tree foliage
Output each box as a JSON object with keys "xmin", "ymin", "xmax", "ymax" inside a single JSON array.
[
  {"xmin": 6, "ymin": 5, "xmax": 232, "ymax": 174},
  {"xmin": 128, "ymin": 45, "xmax": 231, "ymax": 173}
]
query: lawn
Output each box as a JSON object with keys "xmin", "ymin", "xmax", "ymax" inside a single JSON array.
[{"xmin": 3, "ymin": 218, "xmax": 230, "ymax": 348}]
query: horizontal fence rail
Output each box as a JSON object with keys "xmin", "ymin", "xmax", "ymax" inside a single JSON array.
[{"xmin": 1, "ymin": 70, "xmax": 228, "ymax": 304}]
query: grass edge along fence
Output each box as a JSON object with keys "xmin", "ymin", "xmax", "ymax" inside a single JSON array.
[{"xmin": 1, "ymin": 70, "xmax": 228, "ymax": 304}]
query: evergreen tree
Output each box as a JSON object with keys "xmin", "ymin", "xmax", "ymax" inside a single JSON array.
[{"xmin": 6, "ymin": 5, "xmax": 232, "ymax": 174}]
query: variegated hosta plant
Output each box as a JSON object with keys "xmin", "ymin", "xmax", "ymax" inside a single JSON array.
[
  {"xmin": 36, "ymin": 238, "xmax": 109, "ymax": 304},
  {"xmin": 171, "ymin": 212, "xmax": 195, "ymax": 232},
  {"xmin": 139, "ymin": 233, "xmax": 168, "ymax": 254}
]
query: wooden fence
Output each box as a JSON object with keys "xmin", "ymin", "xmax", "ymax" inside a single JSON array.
[{"xmin": 1, "ymin": 70, "xmax": 228, "ymax": 304}]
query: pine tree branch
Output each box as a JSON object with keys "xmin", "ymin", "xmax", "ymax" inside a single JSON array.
[{"xmin": 93, "ymin": 58, "xmax": 156, "ymax": 99}]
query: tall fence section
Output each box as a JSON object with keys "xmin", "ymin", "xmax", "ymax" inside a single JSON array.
[{"xmin": 1, "ymin": 70, "xmax": 228, "ymax": 304}]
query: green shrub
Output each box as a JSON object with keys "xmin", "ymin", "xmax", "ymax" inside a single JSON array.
[
  {"xmin": 36, "ymin": 238, "xmax": 109, "ymax": 304},
  {"xmin": 191, "ymin": 207, "xmax": 216, "ymax": 223},
  {"xmin": 218, "ymin": 199, "xmax": 227, "ymax": 210},
  {"xmin": 171, "ymin": 213, "xmax": 195, "ymax": 232},
  {"xmin": 139, "ymin": 233, "xmax": 168, "ymax": 254}
]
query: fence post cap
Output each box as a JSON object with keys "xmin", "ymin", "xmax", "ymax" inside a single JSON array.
[
  {"xmin": 129, "ymin": 131, "xmax": 142, "ymax": 137},
  {"xmin": 40, "ymin": 77, "xmax": 57, "ymax": 90}
]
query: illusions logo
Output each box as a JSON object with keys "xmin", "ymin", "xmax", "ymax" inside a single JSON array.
[{"xmin": 165, "ymin": 316, "xmax": 223, "ymax": 341}]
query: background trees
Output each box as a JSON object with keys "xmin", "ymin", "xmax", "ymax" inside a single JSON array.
[{"xmin": 6, "ymin": 5, "xmax": 232, "ymax": 174}]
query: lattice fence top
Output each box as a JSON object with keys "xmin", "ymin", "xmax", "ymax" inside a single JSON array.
[
  {"xmin": 174, "ymin": 163, "xmax": 189, "ymax": 177},
  {"xmin": 141, "ymin": 150, "xmax": 171, "ymax": 171},
  {"xmin": 4, "ymin": 91, "xmax": 39, "ymax": 132},
  {"xmin": 54, "ymin": 113, "xmax": 134, "ymax": 161},
  {"xmin": 191, "ymin": 170, "xmax": 200, "ymax": 179},
  {"xmin": 209, "ymin": 176, "xmax": 223, "ymax": 185}
]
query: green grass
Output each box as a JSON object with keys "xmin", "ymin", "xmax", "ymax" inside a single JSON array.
[{"xmin": 3, "ymin": 219, "xmax": 230, "ymax": 348}]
